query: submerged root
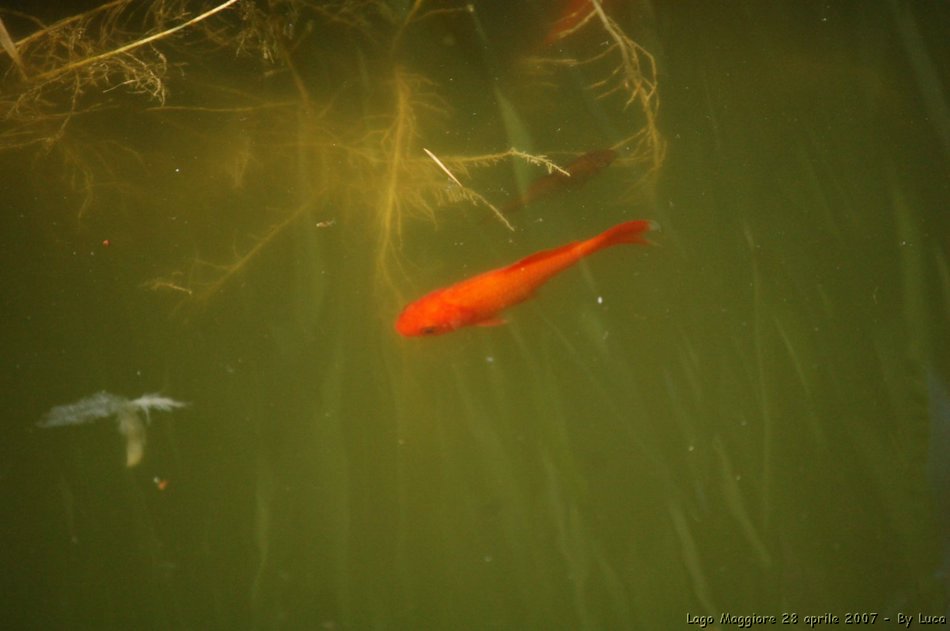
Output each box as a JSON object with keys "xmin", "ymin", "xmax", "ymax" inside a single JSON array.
[
  {"xmin": 3, "ymin": 0, "xmax": 665, "ymax": 311},
  {"xmin": 520, "ymin": 0, "xmax": 664, "ymax": 191},
  {"xmin": 2, "ymin": 0, "xmax": 240, "ymax": 141},
  {"xmin": 0, "ymin": 0, "xmax": 244, "ymax": 227}
]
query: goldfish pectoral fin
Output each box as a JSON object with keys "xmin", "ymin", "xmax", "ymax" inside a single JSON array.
[{"xmin": 476, "ymin": 316, "xmax": 507, "ymax": 327}]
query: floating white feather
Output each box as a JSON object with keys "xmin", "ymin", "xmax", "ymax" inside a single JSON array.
[{"xmin": 38, "ymin": 391, "xmax": 189, "ymax": 467}]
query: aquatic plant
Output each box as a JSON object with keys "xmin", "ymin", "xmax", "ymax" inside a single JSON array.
[{"xmin": 0, "ymin": 0, "xmax": 663, "ymax": 304}]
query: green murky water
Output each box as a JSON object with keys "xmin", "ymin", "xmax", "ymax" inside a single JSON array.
[{"xmin": 1, "ymin": 1, "xmax": 947, "ymax": 628}]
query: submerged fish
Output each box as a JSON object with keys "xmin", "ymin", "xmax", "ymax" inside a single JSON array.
[
  {"xmin": 543, "ymin": 0, "xmax": 601, "ymax": 47},
  {"xmin": 499, "ymin": 149, "xmax": 617, "ymax": 216},
  {"xmin": 395, "ymin": 219, "xmax": 654, "ymax": 337}
]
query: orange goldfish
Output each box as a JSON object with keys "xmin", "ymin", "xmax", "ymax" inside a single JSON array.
[{"xmin": 395, "ymin": 219, "xmax": 654, "ymax": 337}]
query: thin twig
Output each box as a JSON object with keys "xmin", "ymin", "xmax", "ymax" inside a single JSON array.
[
  {"xmin": 423, "ymin": 147, "xmax": 462, "ymax": 188},
  {"xmin": 0, "ymin": 16, "xmax": 27, "ymax": 78}
]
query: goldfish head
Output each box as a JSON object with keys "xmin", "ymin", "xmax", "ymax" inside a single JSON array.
[{"xmin": 395, "ymin": 291, "xmax": 465, "ymax": 337}]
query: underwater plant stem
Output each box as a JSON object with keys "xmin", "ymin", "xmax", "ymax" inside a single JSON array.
[
  {"xmin": 31, "ymin": 0, "xmax": 240, "ymax": 84},
  {"xmin": 745, "ymin": 226, "xmax": 774, "ymax": 532},
  {"xmin": 395, "ymin": 0, "xmax": 426, "ymax": 46},
  {"xmin": 275, "ymin": 35, "xmax": 311, "ymax": 111},
  {"xmin": 194, "ymin": 199, "xmax": 315, "ymax": 304},
  {"xmin": 423, "ymin": 147, "xmax": 514, "ymax": 230},
  {"xmin": 13, "ymin": 0, "xmax": 126, "ymax": 49},
  {"xmin": 376, "ymin": 67, "xmax": 414, "ymax": 278},
  {"xmin": 0, "ymin": 16, "xmax": 26, "ymax": 78}
]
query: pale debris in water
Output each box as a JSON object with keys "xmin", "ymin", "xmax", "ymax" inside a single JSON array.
[{"xmin": 38, "ymin": 391, "xmax": 189, "ymax": 467}]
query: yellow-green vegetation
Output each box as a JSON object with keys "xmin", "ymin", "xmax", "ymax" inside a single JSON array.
[{"xmin": 0, "ymin": 0, "xmax": 662, "ymax": 306}]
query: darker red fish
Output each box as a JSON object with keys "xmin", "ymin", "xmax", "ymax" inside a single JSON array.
[
  {"xmin": 395, "ymin": 219, "xmax": 654, "ymax": 337},
  {"xmin": 500, "ymin": 149, "xmax": 617, "ymax": 215},
  {"xmin": 543, "ymin": 0, "xmax": 597, "ymax": 47}
]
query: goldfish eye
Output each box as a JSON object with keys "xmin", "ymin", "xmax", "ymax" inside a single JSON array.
[{"xmin": 420, "ymin": 326, "xmax": 438, "ymax": 335}]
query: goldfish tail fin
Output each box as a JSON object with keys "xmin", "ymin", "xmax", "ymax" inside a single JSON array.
[{"xmin": 598, "ymin": 219, "xmax": 658, "ymax": 248}]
